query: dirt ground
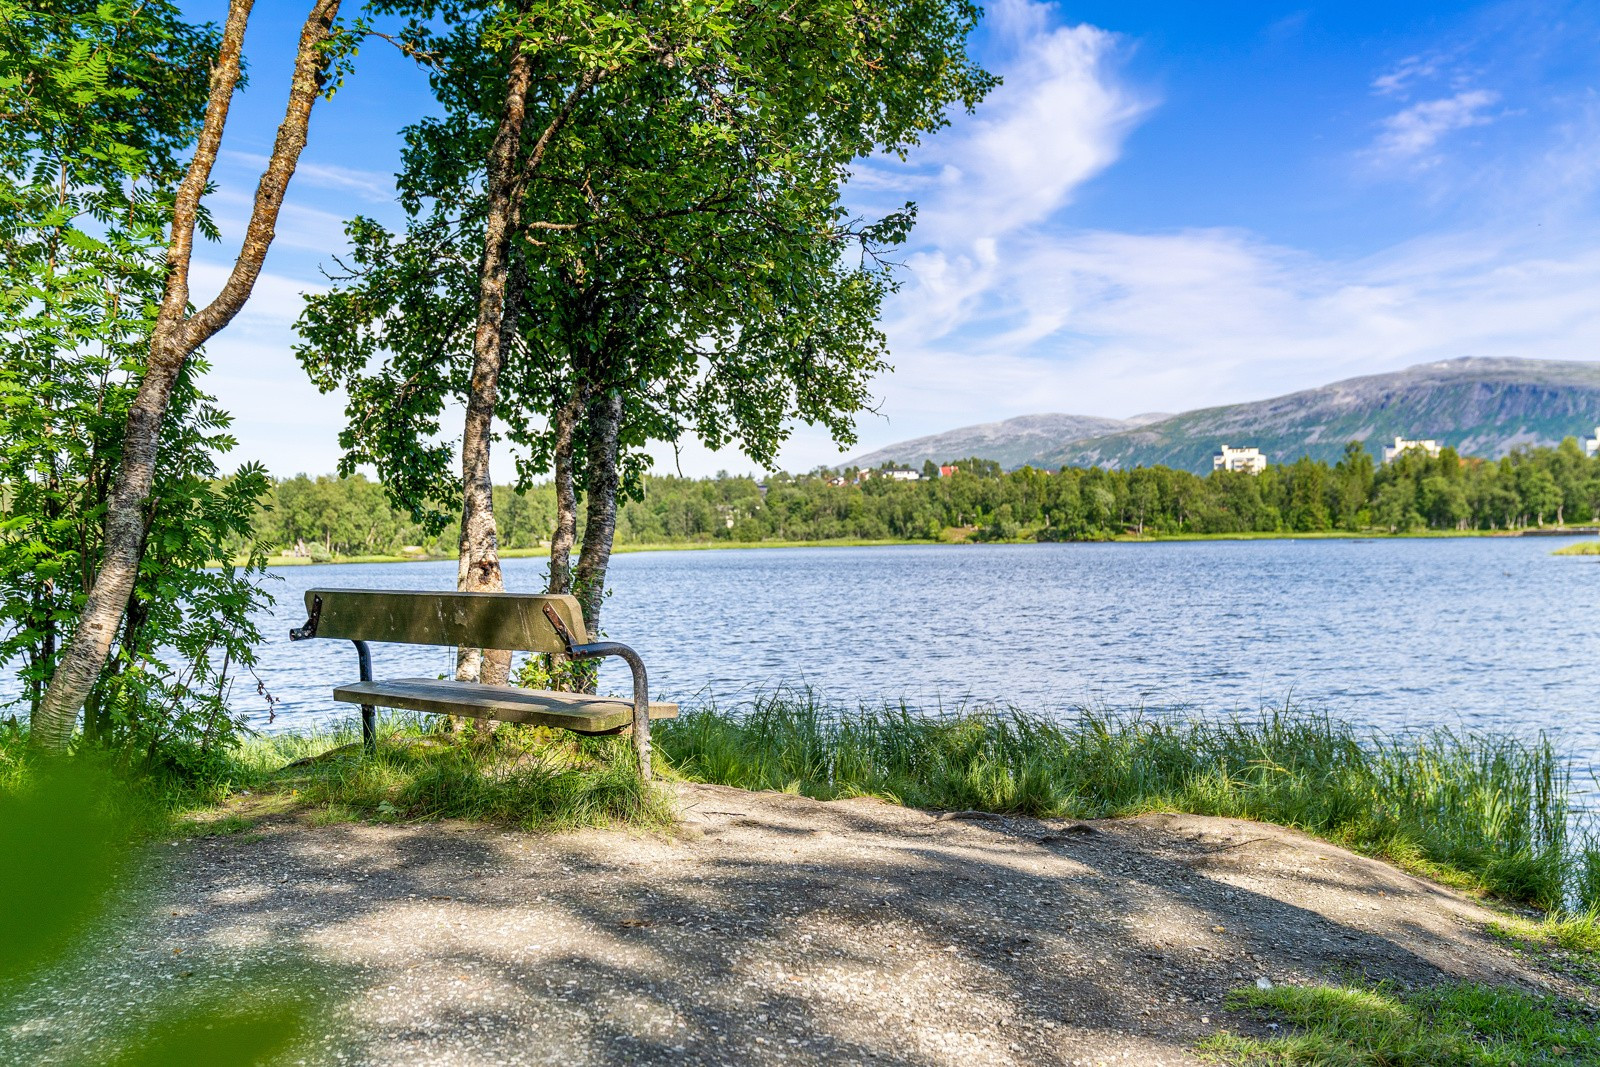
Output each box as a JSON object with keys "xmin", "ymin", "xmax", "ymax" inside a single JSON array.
[{"xmin": 3, "ymin": 783, "xmax": 1586, "ymax": 1066}]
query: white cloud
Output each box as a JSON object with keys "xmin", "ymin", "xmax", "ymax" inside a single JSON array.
[
  {"xmin": 1370, "ymin": 89, "xmax": 1499, "ymax": 162},
  {"xmin": 186, "ymin": 259, "xmax": 327, "ymax": 331},
  {"xmin": 220, "ymin": 150, "xmax": 396, "ymax": 203},
  {"xmin": 822, "ymin": 225, "xmax": 1600, "ymax": 466},
  {"xmin": 850, "ymin": 11, "xmax": 1150, "ymax": 350},
  {"xmin": 1371, "ymin": 54, "xmax": 1444, "ymax": 97}
]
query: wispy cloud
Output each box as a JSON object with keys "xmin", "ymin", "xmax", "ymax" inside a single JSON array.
[
  {"xmin": 1370, "ymin": 89, "xmax": 1500, "ymax": 162},
  {"xmin": 1371, "ymin": 54, "xmax": 1446, "ymax": 97},
  {"xmin": 220, "ymin": 150, "xmax": 396, "ymax": 204},
  {"xmin": 848, "ymin": 11, "xmax": 1150, "ymax": 349},
  {"xmin": 187, "ymin": 259, "xmax": 327, "ymax": 332}
]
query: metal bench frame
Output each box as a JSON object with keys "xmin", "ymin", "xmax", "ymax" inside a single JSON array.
[{"xmin": 288, "ymin": 589, "xmax": 660, "ymax": 779}]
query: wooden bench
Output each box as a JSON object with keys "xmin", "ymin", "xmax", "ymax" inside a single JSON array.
[{"xmin": 286, "ymin": 588, "xmax": 676, "ymax": 778}]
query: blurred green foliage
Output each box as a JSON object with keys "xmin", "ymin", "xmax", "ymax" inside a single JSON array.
[{"xmin": 0, "ymin": 762, "xmax": 318, "ymax": 1064}]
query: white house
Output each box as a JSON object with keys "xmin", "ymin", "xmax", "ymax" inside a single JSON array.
[
  {"xmin": 1381, "ymin": 436, "xmax": 1441, "ymax": 464},
  {"xmin": 1583, "ymin": 428, "xmax": 1600, "ymax": 458},
  {"xmin": 1213, "ymin": 445, "xmax": 1266, "ymax": 475},
  {"xmin": 880, "ymin": 468, "xmax": 921, "ymax": 482}
]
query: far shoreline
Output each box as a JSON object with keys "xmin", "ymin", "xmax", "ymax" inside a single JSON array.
[{"xmin": 221, "ymin": 526, "xmax": 1600, "ymax": 569}]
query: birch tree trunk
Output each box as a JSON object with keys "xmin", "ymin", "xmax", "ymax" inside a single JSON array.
[
  {"xmin": 572, "ymin": 389, "xmax": 623, "ymax": 646},
  {"xmin": 454, "ymin": 39, "xmax": 534, "ymax": 687},
  {"xmin": 546, "ymin": 392, "xmax": 584, "ymax": 597},
  {"xmin": 31, "ymin": 0, "xmax": 341, "ymax": 751}
]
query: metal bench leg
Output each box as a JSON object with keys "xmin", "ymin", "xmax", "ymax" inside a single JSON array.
[{"xmin": 353, "ymin": 640, "xmax": 376, "ymax": 754}]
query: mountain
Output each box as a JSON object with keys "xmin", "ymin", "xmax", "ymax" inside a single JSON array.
[
  {"xmin": 849, "ymin": 358, "xmax": 1600, "ymax": 474},
  {"xmin": 847, "ymin": 412, "xmax": 1171, "ymax": 470},
  {"xmin": 1033, "ymin": 358, "xmax": 1600, "ymax": 473}
]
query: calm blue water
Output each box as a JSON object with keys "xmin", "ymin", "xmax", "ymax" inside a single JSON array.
[
  {"xmin": 6, "ymin": 539, "xmax": 1599, "ymax": 766},
  {"xmin": 226, "ymin": 537, "xmax": 1600, "ymax": 763}
]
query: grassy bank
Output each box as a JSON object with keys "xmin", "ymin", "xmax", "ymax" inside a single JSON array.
[
  {"xmin": 0, "ymin": 717, "xmax": 671, "ymax": 839},
  {"xmin": 1554, "ymin": 541, "xmax": 1600, "ymax": 556},
  {"xmin": 1112, "ymin": 528, "xmax": 1522, "ymax": 543},
  {"xmin": 652, "ymin": 693, "xmax": 1600, "ymax": 912},
  {"xmin": 6, "ymin": 694, "xmax": 1597, "ymax": 913},
  {"xmin": 222, "ymin": 721, "xmax": 674, "ymax": 832},
  {"xmin": 229, "ymin": 526, "xmax": 1595, "ymax": 567}
]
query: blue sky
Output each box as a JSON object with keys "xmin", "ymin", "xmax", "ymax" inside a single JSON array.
[{"xmin": 184, "ymin": 0, "xmax": 1600, "ymax": 479}]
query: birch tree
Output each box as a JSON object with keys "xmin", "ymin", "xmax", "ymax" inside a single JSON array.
[
  {"xmin": 26, "ymin": 0, "xmax": 345, "ymax": 750},
  {"xmin": 1, "ymin": 1, "xmax": 275, "ymax": 764},
  {"xmin": 298, "ymin": 0, "xmax": 994, "ymax": 668}
]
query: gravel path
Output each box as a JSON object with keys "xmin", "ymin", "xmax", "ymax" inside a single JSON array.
[{"xmin": 1, "ymin": 784, "xmax": 1570, "ymax": 1066}]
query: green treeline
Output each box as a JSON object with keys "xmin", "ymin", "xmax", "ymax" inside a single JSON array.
[{"xmin": 252, "ymin": 438, "xmax": 1600, "ymax": 558}]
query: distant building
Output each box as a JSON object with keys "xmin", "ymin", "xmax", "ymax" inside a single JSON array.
[
  {"xmin": 1381, "ymin": 436, "xmax": 1441, "ymax": 464},
  {"xmin": 1213, "ymin": 444, "xmax": 1267, "ymax": 475},
  {"xmin": 939, "ymin": 464, "xmax": 959, "ymax": 478},
  {"xmin": 881, "ymin": 468, "xmax": 921, "ymax": 482},
  {"xmin": 1584, "ymin": 428, "xmax": 1600, "ymax": 458}
]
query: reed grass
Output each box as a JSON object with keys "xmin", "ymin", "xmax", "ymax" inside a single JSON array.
[
  {"xmin": 652, "ymin": 690, "xmax": 1599, "ymax": 912},
  {"xmin": 6, "ymin": 691, "xmax": 1595, "ymax": 912}
]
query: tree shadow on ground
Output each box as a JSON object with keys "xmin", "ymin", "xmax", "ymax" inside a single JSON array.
[{"xmin": 0, "ymin": 786, "xmax": 1562, "ymax": 1066}]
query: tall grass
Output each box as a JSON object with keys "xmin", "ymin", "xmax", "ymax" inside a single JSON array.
[
  {"xmin": 654, "ymin": 690, "xmax": 1598, "ymax": 911},
  {"xmin": 0, "ymin": 715, "xmax": 673, "ymax": 836},
  {"xmin": 227, "ymin": 718, "xmax": 674, "ymax": 832},
  {"xmin": 6, "ymin": 693, "xmax": 1595, "ymax": 911}
]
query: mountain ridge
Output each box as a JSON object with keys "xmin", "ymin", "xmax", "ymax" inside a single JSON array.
[
  {"xmin": 847, "ymin": 412, "xmax": 1171, "ymax": 470},
  {"xmin": 848, "ymin": 358, "xmax": 1600, "ymax": 475}
]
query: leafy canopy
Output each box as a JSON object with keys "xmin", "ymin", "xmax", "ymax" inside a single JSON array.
[{"xmin": 296, "ymin": 0, "xmax": 996, "ymax": 527}]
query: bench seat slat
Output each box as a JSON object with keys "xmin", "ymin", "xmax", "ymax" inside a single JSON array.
[{"xmin": 333, "ymin": 677, "xmax": 679, "ymax": 733}]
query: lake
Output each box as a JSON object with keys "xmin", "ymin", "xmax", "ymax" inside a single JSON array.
[{"xmin": 224, "ymin": 537, "xmax": 1600, "ymax": 762}]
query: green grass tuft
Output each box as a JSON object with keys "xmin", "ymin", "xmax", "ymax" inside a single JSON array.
[
  {"xmin": 235, "ymin": 717, "xmax": 675, "ymax": 832},
  {"xmin": 0, "ymin": 714, "xmax": 673, "ymax": 836},
  {"xmin": 653, "ymin": 690, "xmax": 1599, "ymax": 910},
  {"xmin": 1200, "ymin": 981, "xmax": 1600, "ymax": 1065}
]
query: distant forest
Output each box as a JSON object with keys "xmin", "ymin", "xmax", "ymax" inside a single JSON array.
[{"xmin": 250, "ymin": 439, "xmax": 1600, "ymax": 559}]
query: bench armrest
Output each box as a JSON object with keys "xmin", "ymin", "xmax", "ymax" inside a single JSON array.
[
  {"xmin": 562, "ymin": 640, "xmax": 654, "ymax": 780},
  {"xmin": 288, "ymin": 594, "xmax": 323, "ymax": 641}
]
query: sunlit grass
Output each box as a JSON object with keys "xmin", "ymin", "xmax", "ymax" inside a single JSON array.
[
  {"xmin": 6, "ymin": 690, "xmax": 1596, "ymax": 912},
  {"xmin": 1200, "ymin": 980, "xmax": 1600, "ymax": 1065},
  {"xmin": 224, "ymin": 717, "xmax": 673, "ymax": 832},
  {"xmin": 653, "ymin": 690, "xmax": 1599, "ymax": 911},
  {"xmin": 0, "ymin": 714, "xmax": 673, "ymax": 836},
  {"xmin": 1485, "ymin": 908, "xmax": 1600, "ymax": 988}
]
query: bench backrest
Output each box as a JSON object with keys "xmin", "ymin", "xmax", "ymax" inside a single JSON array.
[{"xmin": 300, "ymin": 588, "xmax": 590, "ymax": 652}]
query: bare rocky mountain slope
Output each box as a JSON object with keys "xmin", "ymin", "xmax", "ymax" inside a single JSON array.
[
  {"xmin": 854, "ymin": 358, "xmax": 1600, "ymax": 474},
  {"xmin": 848, "ymin": 412, "xmax": 1169, "ymax": 470}
]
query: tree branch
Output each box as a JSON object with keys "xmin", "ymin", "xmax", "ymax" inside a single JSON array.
[{"xmin": 181, "ymin": 0, "xmax": 342, "ymax": 348}]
